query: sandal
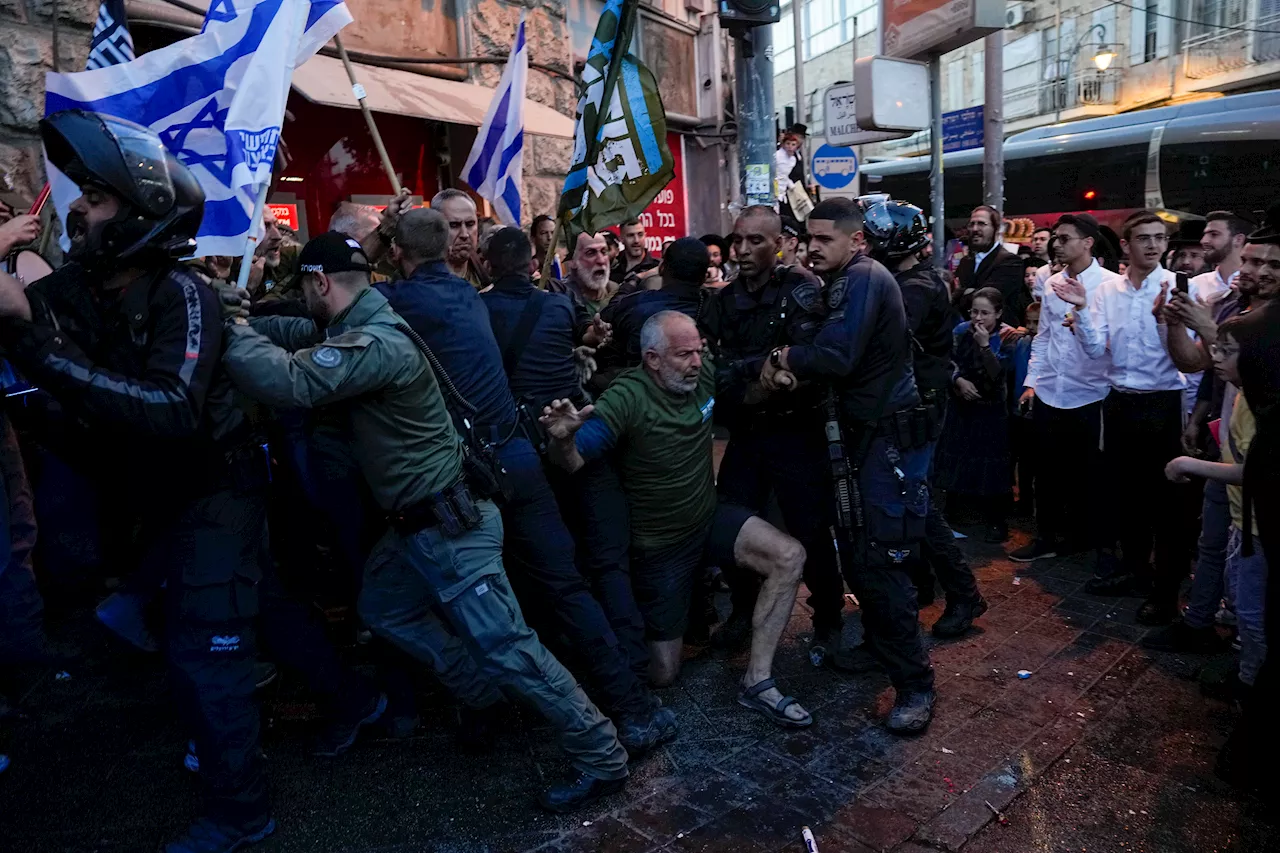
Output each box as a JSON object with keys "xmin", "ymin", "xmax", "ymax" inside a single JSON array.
[{"xmin": 737, "ymin": 677, "xmax": 812, "ymax": 729}]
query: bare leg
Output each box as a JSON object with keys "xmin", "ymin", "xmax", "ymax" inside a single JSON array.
[
  {"xmin": 733, "ymin": 517, "xmax": 808, "ymax": 722},
  {"xmin": 648, "ymin": 639, "xmax": 682, "ymax": 687}
]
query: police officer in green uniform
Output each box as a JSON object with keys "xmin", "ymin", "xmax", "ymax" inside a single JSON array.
[{"xmin": 219, "ymin": 232, "xmax": 630, "ymax": 812}]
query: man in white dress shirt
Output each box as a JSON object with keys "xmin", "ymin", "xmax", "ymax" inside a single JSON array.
[
  {"xmin": 1011, "ymin": 214, "xmax": 1121, "ymax": 563},
  {"xmin": 1058, "ymin": 211, "xmax": 1199, "ymax": 625},
  {"xmin": 1178, "ymin": 211, "xmax": 1250, "ymax": 411}
]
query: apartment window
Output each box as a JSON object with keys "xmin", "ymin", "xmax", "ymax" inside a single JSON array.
[
  {"xmin": 1145, "ymin": 2, "xmax": 1159, "ymax": 61},
  {"xmin": 805, "ymin": 0, "xmax": 844, "ymax": 59},
  {"xmin": 945, "ymin": 58, "xmax": 964, "ymax": 111},
  {"xmin": 776, "ymin": 8, "xmax": 795, "ymax": 73}
]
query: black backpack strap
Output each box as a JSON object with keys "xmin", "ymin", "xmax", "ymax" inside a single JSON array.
[{"xmin": 502, "ymin": 292, "xmax": 546, "ymax": 377}]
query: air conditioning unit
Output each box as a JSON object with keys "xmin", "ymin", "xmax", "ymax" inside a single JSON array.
[{"xmin": 1006, "ymin": 2, "xmax": 1032, "ymax": 27}]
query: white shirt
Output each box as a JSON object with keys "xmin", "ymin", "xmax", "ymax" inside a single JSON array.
[
  {"xmin": 774, "ymin": 148, "xmax": 798, "ymax": 200},
  {"xmin": 1026, "ymin": 260, "xmax": 1120, "ymax": 409},
  {"xmin": 1190, "ymin": 266, "xmax": 1238, "ymax": 305},
  {"xmin": 1075, "ymin": 265, "xmax": 1188, "ymax": 393}
]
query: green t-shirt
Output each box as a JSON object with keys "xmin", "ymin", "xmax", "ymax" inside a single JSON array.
[{"xmin": 591, "ymin": 360, "xmax": 718, "ymax": 549}]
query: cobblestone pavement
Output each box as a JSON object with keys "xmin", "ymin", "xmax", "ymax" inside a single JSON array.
[{"xmin": 3, "ymin": 528, "xmax": 1277, "ymax": 853}]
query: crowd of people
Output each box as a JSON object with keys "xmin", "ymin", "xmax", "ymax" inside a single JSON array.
[{"xmin": 0, "ymin": 108, "xmax": 1277, "ymax": 853}]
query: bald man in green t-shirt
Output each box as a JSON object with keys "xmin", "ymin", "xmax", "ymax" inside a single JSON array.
[{"xmin": 540, "ymin": 311, "xmax": 813, "ymax": 729}]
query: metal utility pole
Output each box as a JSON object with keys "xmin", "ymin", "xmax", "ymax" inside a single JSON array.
[
  {"xmin": 982, "ymin": 31, "xmax": 1004, "ymax": 216},
  {"xmin": 928, "ymin": 55, "xmax": 944, "ymax": 268},
  {"xmin": 734, "ymin": 26, "xmax": 776, "ymax": 208},
  {"xmin": 792, "ymin": 1, "xmax": 805, "ymax": 127}
]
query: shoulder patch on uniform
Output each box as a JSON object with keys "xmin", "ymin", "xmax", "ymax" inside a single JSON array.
[
  {"xmin": 792, "ymin": 281, "xmax": 822, "ymax": 313},
  {"xmin": 827, "ymin": 277, "xmax": 847, "ymax": 309},
  {"xmin": 311, "ymin": 346, "xmax": 344, "ymax": 368}
]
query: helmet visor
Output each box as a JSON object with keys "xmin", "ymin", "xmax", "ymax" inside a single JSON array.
[{"xmin": 99, "ymin": 116, "xmax": 175, "ymax": 218}]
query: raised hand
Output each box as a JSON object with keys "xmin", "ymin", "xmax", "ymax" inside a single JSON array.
[
  {"xmin": 1152, "ymin": 282, "xmax": 1170, "ymax": 325},
  {"xmin": 1051, "ymin": 276, "xmax": 1087, "ymax": 308},
  {"xmin": 583, "ymin": 313, "xmax": 612, "ymax": 348},
  {"xmin": 971, "ymin": 322, "xmax": 991, "ymax": 348},
  {"xmin": 540, "ymin": 398, "xmax": 595, "ymax": 440},
  {"xmin": 0, "ymin": 214, "xmax": 41, "ymax": 256}
]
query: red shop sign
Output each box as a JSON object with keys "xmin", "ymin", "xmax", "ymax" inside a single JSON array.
[
  {"xmin": 635, "ymin": 132, "xmax": 687, "ymax": 256},
  {"xmin": 267, "ymin": 203, "xmax": 298, "ymax": 230}
]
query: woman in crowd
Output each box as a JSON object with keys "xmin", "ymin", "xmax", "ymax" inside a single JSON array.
[{"xmin": 935, "ymin": 287, "xmax": 1016, "ymax": 542}]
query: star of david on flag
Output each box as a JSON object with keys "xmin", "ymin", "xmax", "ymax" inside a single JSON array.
[{"xmin": 44, "ymin": 0, "xmax": 352, "ymax": 257}]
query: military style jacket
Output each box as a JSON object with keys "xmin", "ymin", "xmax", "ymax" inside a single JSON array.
[{"xmin": 221, "ymin": 287, "xmax": 464, "ymax": 512}]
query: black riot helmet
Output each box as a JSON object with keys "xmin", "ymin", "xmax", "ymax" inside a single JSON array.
[
  {"xmin": 40, "ymin": 110, "xmax": 204, "ymax": 267},
  {"xmin": 861, "ymin": 199, "xmax": 930, "ymax": 263}
]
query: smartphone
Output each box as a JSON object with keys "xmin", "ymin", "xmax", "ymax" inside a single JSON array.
[{"xmin": 1175, "ymin": 276, "xmax": 1189, "ymax": 295}]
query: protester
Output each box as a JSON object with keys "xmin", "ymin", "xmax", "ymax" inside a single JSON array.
[
  {"xmin": 700, "ymin": 233, "xmax": 730, "ymax": 284},
  {"xmin": 530, "ymin": 213, "xmax": 563, "ymax": 280},
  {"xmin": 935, "ymin": 287, "xmax": 1016, "ymax": 543},
  {"xmin": 430, "ymin": 188, "xmax": 485, "ymax": 289},
  {"xmin": 774, "ymin": 131, "xmax": 803, "ymax": 217},
  {"xmin": 1029, "ymin": 227, "xmax": 1052, "ymax": 262},
  {"xmin": 541, "ymin": 311, "xmax": 811, "ymax": 728},
  {"xmin": 611, "ymin": 219, "xmax": 659, "ymax": 291}
]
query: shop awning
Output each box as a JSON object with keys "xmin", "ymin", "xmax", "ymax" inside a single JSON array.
[{"xmin": 292, "ymin": 55, "xmax": 575, "ymax": 140}]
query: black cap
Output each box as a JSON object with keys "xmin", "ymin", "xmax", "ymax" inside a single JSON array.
[
  {"xmin": 781, "ymin": 216, "xmax": 804, "ymax": 238},
  {"xmin": 297, "ymin": 231, "xmax": 371, "ymax": 275}
]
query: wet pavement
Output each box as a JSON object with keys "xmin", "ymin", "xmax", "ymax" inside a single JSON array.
[{"xmin": 3, "ymin": 526, "xmax": 1277, "ymax": 853}]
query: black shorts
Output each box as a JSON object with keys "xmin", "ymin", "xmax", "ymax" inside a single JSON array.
[{"xmin": 630, "ymin": 501, "xmax": 755, "ymax": 642}]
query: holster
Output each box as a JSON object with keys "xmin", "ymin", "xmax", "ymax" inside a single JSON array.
[{"xmin": 389, "ymin": 480, "xmax": 484, "ymax": 538}]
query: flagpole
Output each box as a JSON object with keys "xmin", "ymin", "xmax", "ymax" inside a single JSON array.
[
  {"xmin": 333, "ymin": 34, "xmax": 402, "ymax": 195},
  {"xmin": 235, "ymin": 182, "xmax": 272, "ymax": 290}
]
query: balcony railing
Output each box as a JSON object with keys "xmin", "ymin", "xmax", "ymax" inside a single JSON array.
[
  {"xmin": 1185, "ymin": 12, "xmax": 1280, "ymax": 79},
  {"xmin": 1004, "ymin": 69, "xmax": 1122, "ymax": 119}
]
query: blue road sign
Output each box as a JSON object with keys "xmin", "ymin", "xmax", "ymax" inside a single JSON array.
[
  {"xmin": 943, "ymin": 105, "xmax": 984, "ymax": 153},
  {"xmin": 811, "ymin": 144, "xmax": 859, "ymax": 190}
]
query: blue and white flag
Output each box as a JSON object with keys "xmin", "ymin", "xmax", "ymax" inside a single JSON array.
[
  {"xmin": 45, "ymin": 0, "xmax": 351, "ymax": 257},
  {"xmin": 87, "ymin": 0, "xmax": 135, "ymax": 70},
  {"xmin": 460, "ymin": 14, "xmax": 527, "ymax": 226}
]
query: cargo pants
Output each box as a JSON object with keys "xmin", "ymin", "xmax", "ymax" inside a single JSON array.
[{"xmin": 358, "ymin": 499, "xmax": 629, "ymax": 782}]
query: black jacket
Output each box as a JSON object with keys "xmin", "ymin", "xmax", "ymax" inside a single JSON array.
[
  {"xmin": 0, "ymin": 262, "xmax": 246, "ymax": 500},
  {"xmin": 955, "ymin": 245, "xmax": 1030, "ymax": 327},
  {"xmin": 481, "ymin": 273, "xmax": 585, "ymax": 408},
  {"xmin": 700, "ymin": 263, "xmax": 827, "ymax": 426},
  {"xmin": 786, "ymin": 252, "xmax": 919, "ymax": 422},
  {"xmin": 895, "ymin": 265, "xmax": 960, "ymax": 396}
]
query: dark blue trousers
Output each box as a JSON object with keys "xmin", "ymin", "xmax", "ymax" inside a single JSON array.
[{"xmin": 496, "ymin": 437, "xmax": 650, "ymax": 719}]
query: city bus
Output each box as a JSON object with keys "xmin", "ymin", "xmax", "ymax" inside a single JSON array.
[{"xmin": 859, "ymin": 90, "xmax": 1280, "ymax": 237}]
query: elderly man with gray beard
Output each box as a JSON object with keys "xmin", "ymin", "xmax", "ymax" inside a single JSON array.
[{"xmin": 540, "ymin": 310, "xmax": 812, "ymax": 729}]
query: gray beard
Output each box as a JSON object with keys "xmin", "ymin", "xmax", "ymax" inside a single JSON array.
[{"xmin": 658, "ymin": 362, "xmax": 698, "ymax": 394}]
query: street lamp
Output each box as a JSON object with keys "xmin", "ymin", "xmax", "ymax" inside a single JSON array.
[
  {"xmin": 1055, "ymin": 23, "xmax": 1112, "ymax": 121},
  {"xmin": 1093, "ymin": 44, "xmax": 1117, "ymax": 71}
]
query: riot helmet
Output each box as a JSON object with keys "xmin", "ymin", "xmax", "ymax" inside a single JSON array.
[
  {"xmin": 40, "ymin": 110, "xmax": 204, "ymax": 268},
  {"xmin": 862, "ymin": 199, "xmax": 929, "ymax": 263}
]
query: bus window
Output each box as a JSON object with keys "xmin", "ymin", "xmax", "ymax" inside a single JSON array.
[{"xmin": 1160, "ymin": 141, "xmax": 1279, "ymax": 215}]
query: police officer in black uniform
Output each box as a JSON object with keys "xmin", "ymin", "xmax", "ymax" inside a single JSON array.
[
  {"xmin": 480, "ymin": 227, "xmax": 650, "ymax": 682},
  {"xmin": 0, "ymin": 111, "xmax": 272, "ymax": 852},
  {"xmin": 761, "ymin": 198, "xmax": 937, "ymax": 734},
  {"xmin": 698, "ymin": 206, "xmax": 846, "ymax": 662},
  {"xmin": 862, "ymin": 200, "xmax": 987, "ymax": 638}
]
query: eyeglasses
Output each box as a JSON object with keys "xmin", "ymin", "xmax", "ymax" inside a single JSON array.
[{"xmin": 1129, "ymin": 234, "xmax": 1169, "ymax": 246}]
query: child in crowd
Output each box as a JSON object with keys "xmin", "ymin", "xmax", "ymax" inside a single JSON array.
[
  {"xmin": 1165, "ymin": 318, "xmax": 1267, "ymax": 696},
  {"xmin": 1010, "ymin": 301, "xmax": 1041, "ymax": 516},
  {"xmin": 935, "ymin": 287, "xmax": 1017, "ymax": 542}
]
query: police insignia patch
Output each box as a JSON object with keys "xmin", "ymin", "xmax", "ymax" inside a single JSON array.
[
  {"xmin": 826, "ymin": 278, "xmax": 847, "ymax": 308},
  {"xmin": 311, "ymin": 347, "xmax": 343, "ymax": 368},
  {"xmin": 792, "ymin": 282, "xmax": 822, "ymax": 313}
]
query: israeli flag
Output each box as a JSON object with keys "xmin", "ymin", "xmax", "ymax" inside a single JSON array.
[
  {"xmin": 461, "ymin": 14, "xmax": 527, "ymax": 226},
  {"xmin": 44, "ymin": 0, "xmax": 351, "ymax": 257}
]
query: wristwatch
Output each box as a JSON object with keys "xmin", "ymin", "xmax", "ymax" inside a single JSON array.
[{"xmin": 769, "ymin": 347, "xmax": 784, "ymax": 369}]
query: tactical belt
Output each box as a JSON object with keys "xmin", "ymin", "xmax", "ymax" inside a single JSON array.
[{"xmin": 388, "ymin": 479, "xmax": 484, "ymax": 538}]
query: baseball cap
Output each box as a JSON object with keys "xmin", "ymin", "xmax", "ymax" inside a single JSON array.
[
  {"xmin": 781, "ymin": 216, "xmax": 804, "ymax": 239},
  {"xmin": 297, "ymin": 231, "xmax": 371, "ymax": 275}
]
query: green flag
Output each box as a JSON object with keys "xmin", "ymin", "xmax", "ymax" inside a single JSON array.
[{"xmin": 557, "ymin": 0, "xmax": 673, "ymax": 242}]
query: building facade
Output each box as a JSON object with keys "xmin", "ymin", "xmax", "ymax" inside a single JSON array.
[
  {"xmin": 0, "ymin": 0, "xmax": 734, "ymax": 244},
  {"xmin": 773, "ymin": 0, "xmax": 1280, "ymax": 159}
]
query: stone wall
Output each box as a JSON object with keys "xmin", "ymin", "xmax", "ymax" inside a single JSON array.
[
  {"xmin": 468, "ymin": 0, "xmax": 577, "ymax": 224},
  {"xmin": 0, "ymin": 0, "xmax": 96, "ymax": 204}
]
